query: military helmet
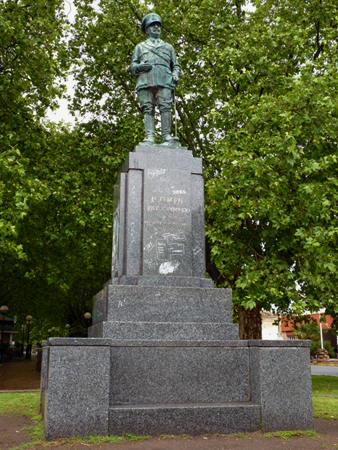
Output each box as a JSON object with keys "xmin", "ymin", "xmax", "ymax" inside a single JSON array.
[{"xmin": 141, "ymin": 13, "xmax": 161, "ymax": 33}]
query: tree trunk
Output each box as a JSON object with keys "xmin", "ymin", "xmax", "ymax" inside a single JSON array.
[{"xmin": 237, "ymin": 305, "xmax": 262, "ymax": 340}]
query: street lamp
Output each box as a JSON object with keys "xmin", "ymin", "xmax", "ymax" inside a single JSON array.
[
  {"xmin": 25, "ymin": 315, "xmax": 33, "ymax": 360},
  {"xmin": 84, "ymin": 312, "xmax": 92, "ymax": 336},
  {"xmin": 65, "ymin": 324, "xmax": 70, "ymax": 336},
  {"xmin": 21, "ymin": 324, "xmax": 26, "ymax": 357},
  {"xmin": 0, "ymin": 305, "xmax": 9, "ymax": 346},
  {"xmin": 319, "ymin": 320, "xmax": 329, "ymax": 349},
  {"xmin": 0, "ymin": 306, "xmax": 9, "ymax": 362}
]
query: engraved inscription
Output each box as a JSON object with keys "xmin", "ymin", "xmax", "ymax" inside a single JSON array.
[
  {"xmin": 146, "ymin": 205, "xmax": 190, "ymax": 214},
  {"xmin": 159, "ymin": 196, "xmax": 184, "ymax": 205},
  {"xmin": 147, "ymin": 205, "xmax": 159, "ymax": 211},
  {"xmin": 167, "ymin": 207, "xmax": 190, "ymax": 214}
]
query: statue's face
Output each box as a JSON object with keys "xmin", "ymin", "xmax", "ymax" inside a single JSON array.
[{"xmin": 146, "ymin": 22, "xmax": 161, "ymax": 39}]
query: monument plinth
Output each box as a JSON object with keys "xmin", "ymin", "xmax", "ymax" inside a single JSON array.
[
  {"xmin": 112, "ymin": 146, "xmax": 206, "ymax": 280},
  {"xmin": 41, "ymin": 146, "xmax": 313, "ymax": 441},
  {"xmin": 89, "ymin": 146, "xmax": 237, "ymax": 341}
]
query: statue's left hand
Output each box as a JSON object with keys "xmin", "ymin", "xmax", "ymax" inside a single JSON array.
[
  {"xmin": 173, "ymin": 74, "xmax": 179, "ymax": 85},
  {"xmin": 138, "ymin": 63, "xmax": 152, "ymax": 72}
]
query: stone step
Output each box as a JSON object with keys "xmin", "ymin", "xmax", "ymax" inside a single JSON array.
[
  {"xmin": 109, "ymin": 402, "xmax": 262, "ymax": 436},
  {"xmin": 89, "ymin": 321, "xmax": 239, "ymax": 341},
  {"xmin": 111, "ymin": 276, "xmax": 214, "ymax": 288},
  {"xmin": 98, "ymin": 285, "xmax": 233, "ymax": 324}
]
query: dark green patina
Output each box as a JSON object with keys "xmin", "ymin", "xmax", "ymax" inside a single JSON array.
[{"xmin": 129, "ymin": 13, "xmax": 181, "ymax": 147}]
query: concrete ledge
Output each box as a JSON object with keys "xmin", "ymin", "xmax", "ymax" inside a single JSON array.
[
  {"xmin": 47, "ymin": 337, "xmax": 112, "ymax": 346},
  {"xmin": 47, "ymin": 337, "xmax": 248, "ymax": 347},
  {"xmin": 111, "ymin": 276, "xmax": 214, "ymax": 288},
  {"xmin": 100, "ymin": 321, "xmax": 239, "ymax": 340},
  {"xmin": 248, "ymin": 340, "xmax": 311, "ymax": 347},
  {"xmin": 109, "ymin": 403, "xmax": 262, "ymax": 436}
]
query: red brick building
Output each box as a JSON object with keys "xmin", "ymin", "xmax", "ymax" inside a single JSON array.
[{"xmin": 281, "ymin": 313, "xmax": 337, "ymax": 353}]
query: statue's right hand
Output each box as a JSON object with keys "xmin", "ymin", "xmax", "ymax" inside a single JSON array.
[{"xmin": 137, "ymin": 63, "xmax": 152, "ymax": 72}]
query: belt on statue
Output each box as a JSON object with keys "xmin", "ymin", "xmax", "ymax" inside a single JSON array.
[{"xmin": 148, "ymin": 63, "xmax": 171, "ymax": 68}]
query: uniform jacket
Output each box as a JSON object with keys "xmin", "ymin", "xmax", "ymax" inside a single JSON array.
[{"xmin": 129, "ymin": 39, "xmax": 181, "ymax": 92}]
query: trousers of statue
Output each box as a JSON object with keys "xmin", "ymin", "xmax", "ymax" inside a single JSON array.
[{"xmin": 138, "ymin": 87, "xmax": 173, "ymax": 143}]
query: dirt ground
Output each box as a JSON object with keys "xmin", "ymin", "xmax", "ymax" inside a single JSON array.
[
  {"xmin": 1, "ymin": 416, "xmax": 337, "ymax": 450},
  {"xmin": 0, "ymin": 359, "xmax": 338, "ymax": 450}
]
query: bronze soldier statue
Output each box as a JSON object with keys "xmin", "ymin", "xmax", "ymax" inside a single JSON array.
[{"xmin": 129, "ymin": 13, "xmax": 181, "ymax": 147}]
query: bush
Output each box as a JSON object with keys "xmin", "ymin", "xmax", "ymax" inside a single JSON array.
[{"xmin": 310, "ymin": 340, "xmax": 335, "ymax": 358}]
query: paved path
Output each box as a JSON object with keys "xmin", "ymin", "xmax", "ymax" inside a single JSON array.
[
  {"xmin": 0, "ymin": 358, "xmax": 40, "ymax": 390},
  {"xmin": 311, "ymin": 365, "xmax": 338, "ymax": 376}
]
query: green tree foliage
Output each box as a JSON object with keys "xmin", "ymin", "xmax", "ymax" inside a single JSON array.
[
  {"xmin": 2, "ymin": 0, "xmax": 338, "ymax": 338},
  {"xmin": 0, "ymin": 124, "xmax": 120, "ymax": 331},
  {"xmin": 0, "ymin": 0, "xmax": 69, "ymax": 260},
  {"xmin": 70, "ymin": 0, "xmax": 338, "ymax": 337},
  {"xmin": 0, "ymin": 0, "xmax": 76, "ymax": 330},
  {"xmin": 205, "ymin": 0, "xmax": 338, "ymax": 336},
  {"xmin": 292, "ymin": 321, "xmax": 320, "ymax": 341},
  {"xmin": 0, "ymin": 0, "xmax": 122, "ymax": 332}
]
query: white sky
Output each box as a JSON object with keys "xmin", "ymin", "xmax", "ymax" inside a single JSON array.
[{"xmin": 46, "ymin": 0, "xmax": 76, "ymax": 126}]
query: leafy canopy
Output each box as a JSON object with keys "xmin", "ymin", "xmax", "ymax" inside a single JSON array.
[{"xmin": 2, "ymin": 0, "xmax": 338, "ymax": 337}]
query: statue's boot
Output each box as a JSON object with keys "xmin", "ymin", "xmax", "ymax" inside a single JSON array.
[
  {"xmin": 160, "ymin": 112, "xmax": 180, "ymax": 147},
  {"xmin": 139, "ymin": 114, "xmax": 156, "ymax": 146},
  {"xmin": 161, "ymin": 111, "xmax": 173, "ymax": 143}
]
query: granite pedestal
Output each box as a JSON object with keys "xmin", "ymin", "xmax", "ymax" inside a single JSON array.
[{"xmin": 42, "ymin": 146, "xmax": 313, "ymax": 440}]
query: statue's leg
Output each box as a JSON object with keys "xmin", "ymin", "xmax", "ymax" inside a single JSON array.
[
  {"xmin": 158, "ymin": 88, "xmax": 173, "ymax": 143},
  {"xmin": 143, "ymin": 114, "xmax": 156, "ymax": 144},
  {"xmin": 138, "ymin": 89, "xmax": 156, "ymax": 146}
]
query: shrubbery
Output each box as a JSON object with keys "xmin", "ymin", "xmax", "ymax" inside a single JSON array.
[{"xmin": 310, "ymin": 340, "xmax": 335, "ymax": 358}]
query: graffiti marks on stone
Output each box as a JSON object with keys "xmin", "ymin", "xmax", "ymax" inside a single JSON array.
[
  {"xmin": 159, "ymin": 261, "xmax": 180, "ymax": 275},
  {"xmin": 193, "ymin": 246, "xmax": 202, "ymax": 256},
  {"xmin": 144, "ymin": 242, "xmax": 155, "ymax": 253},
  {"xmin": 156, "ymin": 232, "xmax": 186, "ymax": 260},
  {"xmin": 148, "ymin": 169, "xmax": 166, "ymax": 179},
  {"xmin": 144, "ymin": 257, "xmax": 159, "ymax": 271}
]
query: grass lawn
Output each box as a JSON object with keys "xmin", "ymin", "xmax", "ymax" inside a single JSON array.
[
  {"xmin": 0, "ymin": 392, "xmax": 40, "ymax": 416},
  {"xmin": 311, "ymin": 375, "xmax": 338, "ymax": 396},
  {"xmin": 312, "ymin": 375, "xmax": 338, "ymax": 420}
]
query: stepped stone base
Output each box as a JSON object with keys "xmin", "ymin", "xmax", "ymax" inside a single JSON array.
[
  {"xmin": 109, "ymin": 403, "xmax": 262, "ymax": 435},
  {"xmin": 42, "ymin": 338, "xmax": 313, "ymax": 441},
  {"xmin": 89, "ymin": 321, "xmax": 239, "ymax": 340},
  {"xmin": 93, "ymin": 284, "xmax": 230, "ymax": 324},
  {"xmin": 90, "ymin": 283, "xmax": 237, "ymax": 340},
  {"xmin": 41, "ymin": 146, "xmax": 313, "ymax": 440},
  {"xmin": 111, "ymin": 276, "xmax": 214, "ymax": 288}
]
